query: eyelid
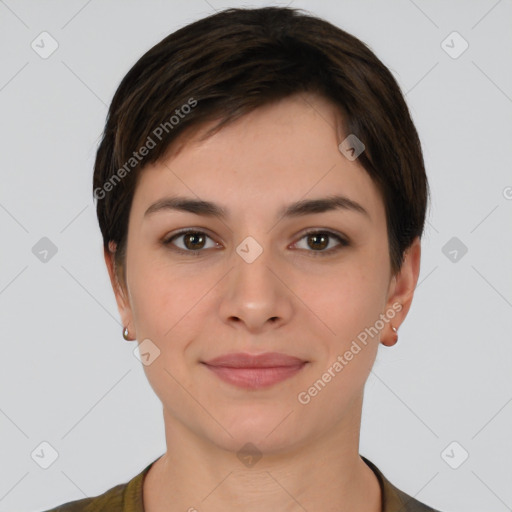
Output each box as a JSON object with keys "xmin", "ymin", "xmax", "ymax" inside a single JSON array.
[
  {"xmin": 163, "ymin": 227, "xmax": 220, "ymax": 253},
  {"xmin": 292, "ymin": 228, "xmax": 349, "ymax": 255},
  {"xmin": 163, "ymin": 227, "xmax": 349, "ymax": 255}
]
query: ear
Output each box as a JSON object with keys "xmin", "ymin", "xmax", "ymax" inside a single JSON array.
[
  {"xmin": 381, "ymin": 236, "xmax": 421, "ymax": 347},
  {"xmin": 104, "ymin": 241, "xmax": 134, "ymax": 338}
]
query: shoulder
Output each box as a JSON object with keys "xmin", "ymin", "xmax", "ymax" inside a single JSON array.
[
  {"xmin": 40, "ymin": 460, "xmax": 155, "ymax": 512},
  {"xmin": 40, "ymin": 481, "xmax": 127, "ymax": 512},
  {"xmin": 361, "ymin": 456, "xmax": 444, "ymax": 512},
  {"xmin": 391, "ymin": 485, "xmax": 442, "ymax": 512}
]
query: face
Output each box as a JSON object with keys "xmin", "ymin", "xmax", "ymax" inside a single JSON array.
[{"xmin": 105, "ymin": 93, "xmax": 420, "ymax": 455}]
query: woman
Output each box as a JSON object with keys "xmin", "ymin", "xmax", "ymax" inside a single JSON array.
[{"xmin": 44, "ymin": 6, "xmax": 441, "ymax": 511}]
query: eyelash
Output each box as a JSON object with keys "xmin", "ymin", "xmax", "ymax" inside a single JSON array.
[{"xmin": 162, "ymin": 228, "xmax": 349, "ymax": 257}]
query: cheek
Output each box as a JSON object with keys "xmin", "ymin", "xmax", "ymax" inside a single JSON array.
[
  {"xmin": 303, "ymin": 265, "xmax": 387, "ymax": 387},
  {"xmin": 311, "ymin": 262, "xmax": 384, "ymax": 332},
  {"xmin": 128, "ymin": 260, "xmax": 217, "ymax": 357},
  {"xmin": 306, "ymin": 273, "xmax": 382, "ymax": 404},
  {"xmin": 127, "ymin": 256, "xmax": 186, "ymax": 339}
]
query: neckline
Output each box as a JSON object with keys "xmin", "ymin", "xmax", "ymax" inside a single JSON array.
[{"xmin": 135, "ymin": 454, "xmax": 388, "ymax": 512}]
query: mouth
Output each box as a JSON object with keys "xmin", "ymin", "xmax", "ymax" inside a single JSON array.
[{"xmin": 201, "ymin": 352, "xmax": 308, "ymax": 390}]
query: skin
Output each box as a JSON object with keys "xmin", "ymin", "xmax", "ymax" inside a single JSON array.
[{"xmin": 104, "ymin": 92, "xmax": 421, "ymax": 512}]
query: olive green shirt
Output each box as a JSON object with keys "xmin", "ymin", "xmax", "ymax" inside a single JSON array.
[{"xmin": 42, "ymin": 456, "xmax": 441, "ymax": 511}]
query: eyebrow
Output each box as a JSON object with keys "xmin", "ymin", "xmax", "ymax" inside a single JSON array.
[{"xmin": 144, "ymin": 194, "xmax": 370, "ymax": 220}]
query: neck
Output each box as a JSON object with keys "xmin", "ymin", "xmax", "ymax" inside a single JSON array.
[{"xmin": 143, "ymin": 397, "xmax": 381, "ymax": 512}]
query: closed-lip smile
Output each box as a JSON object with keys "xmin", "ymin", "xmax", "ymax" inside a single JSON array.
[{"xmin": 201, "ymin": 352, "xmax": 308, "ymax": 389}]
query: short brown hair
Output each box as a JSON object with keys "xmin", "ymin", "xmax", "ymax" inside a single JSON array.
[{"xmin": 93, "ymin": 6, "xmax": 430, "ymax": 286}]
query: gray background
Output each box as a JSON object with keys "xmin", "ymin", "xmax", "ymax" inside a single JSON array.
[{"xmin": 1, "ymin": 1, "xmax": 511, "ymax": 511}]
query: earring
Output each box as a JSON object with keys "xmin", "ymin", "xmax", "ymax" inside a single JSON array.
[
  {"xmin": 382, "ymin": 325, "xmax": 398, "ymax": 347},
  {"xmin": 122, "ymin": 326, "xmax": 132, "ymax": 341}
]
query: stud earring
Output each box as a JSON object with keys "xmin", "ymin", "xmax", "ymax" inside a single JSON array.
[
  {"xmin": 122, "ymin": 326, "xmax": 132, "ymax": 341},
  {"xmin": 382, "ymin": 325, "xmax": 398, "ymax": 347}
]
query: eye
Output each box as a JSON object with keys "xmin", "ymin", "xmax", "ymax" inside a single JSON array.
[
  {"xmin": 293, "ymin": 230, "xmax": 349, "ymax": 256},
  {"xmin": 162, "ymin": 228, "xmax": 349, "ymax": 256},
  {"xmin": 163, "ymin": 229, "xmax": 219, "ymax": 255}
]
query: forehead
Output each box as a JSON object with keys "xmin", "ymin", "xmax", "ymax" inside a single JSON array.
[{"xmin": 130, "ymin": 94, "xmax": 385, "ymax": 224}]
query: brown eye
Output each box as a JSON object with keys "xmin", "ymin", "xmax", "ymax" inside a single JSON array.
[
  {"xmin": 294, "ymin": 230, "xmax": 349, "ymax": 256},
  {"xmin": 307, "ymin": 232, "xmax": 329, "ymax": 250},
  {"xmin": 182, "ymin": 232, "xmax": 206, "ymax": 250},
  {"xmin": 163, "ymin": 229, "xmax": 348, "ymax": 257},
  {"xmin": 163, "ymin": 230, "xmax": 217, "ymax": 254}
]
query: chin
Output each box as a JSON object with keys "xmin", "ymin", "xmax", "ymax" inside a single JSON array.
[{"xmin": 207, "ymin": 414, "xmax": 309, "ymax": 457}]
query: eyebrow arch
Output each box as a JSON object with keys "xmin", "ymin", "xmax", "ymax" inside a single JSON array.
[{"xmin": 144, "ymin": 194, "xmax": 370, "ymax": 220}]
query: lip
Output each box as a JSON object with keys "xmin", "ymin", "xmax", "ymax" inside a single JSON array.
[
  {"xmin": 201, "ymin": 352, "xmax": 308, "ymax": 390},
  {"xmin": 203, "ymin": 352, "xmax": 307, "ymax": 368}
]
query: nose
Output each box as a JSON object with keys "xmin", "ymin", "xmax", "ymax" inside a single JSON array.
[{"xmin": 218, "ymin": 244, "xmax": 294, "ymax": 334}]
